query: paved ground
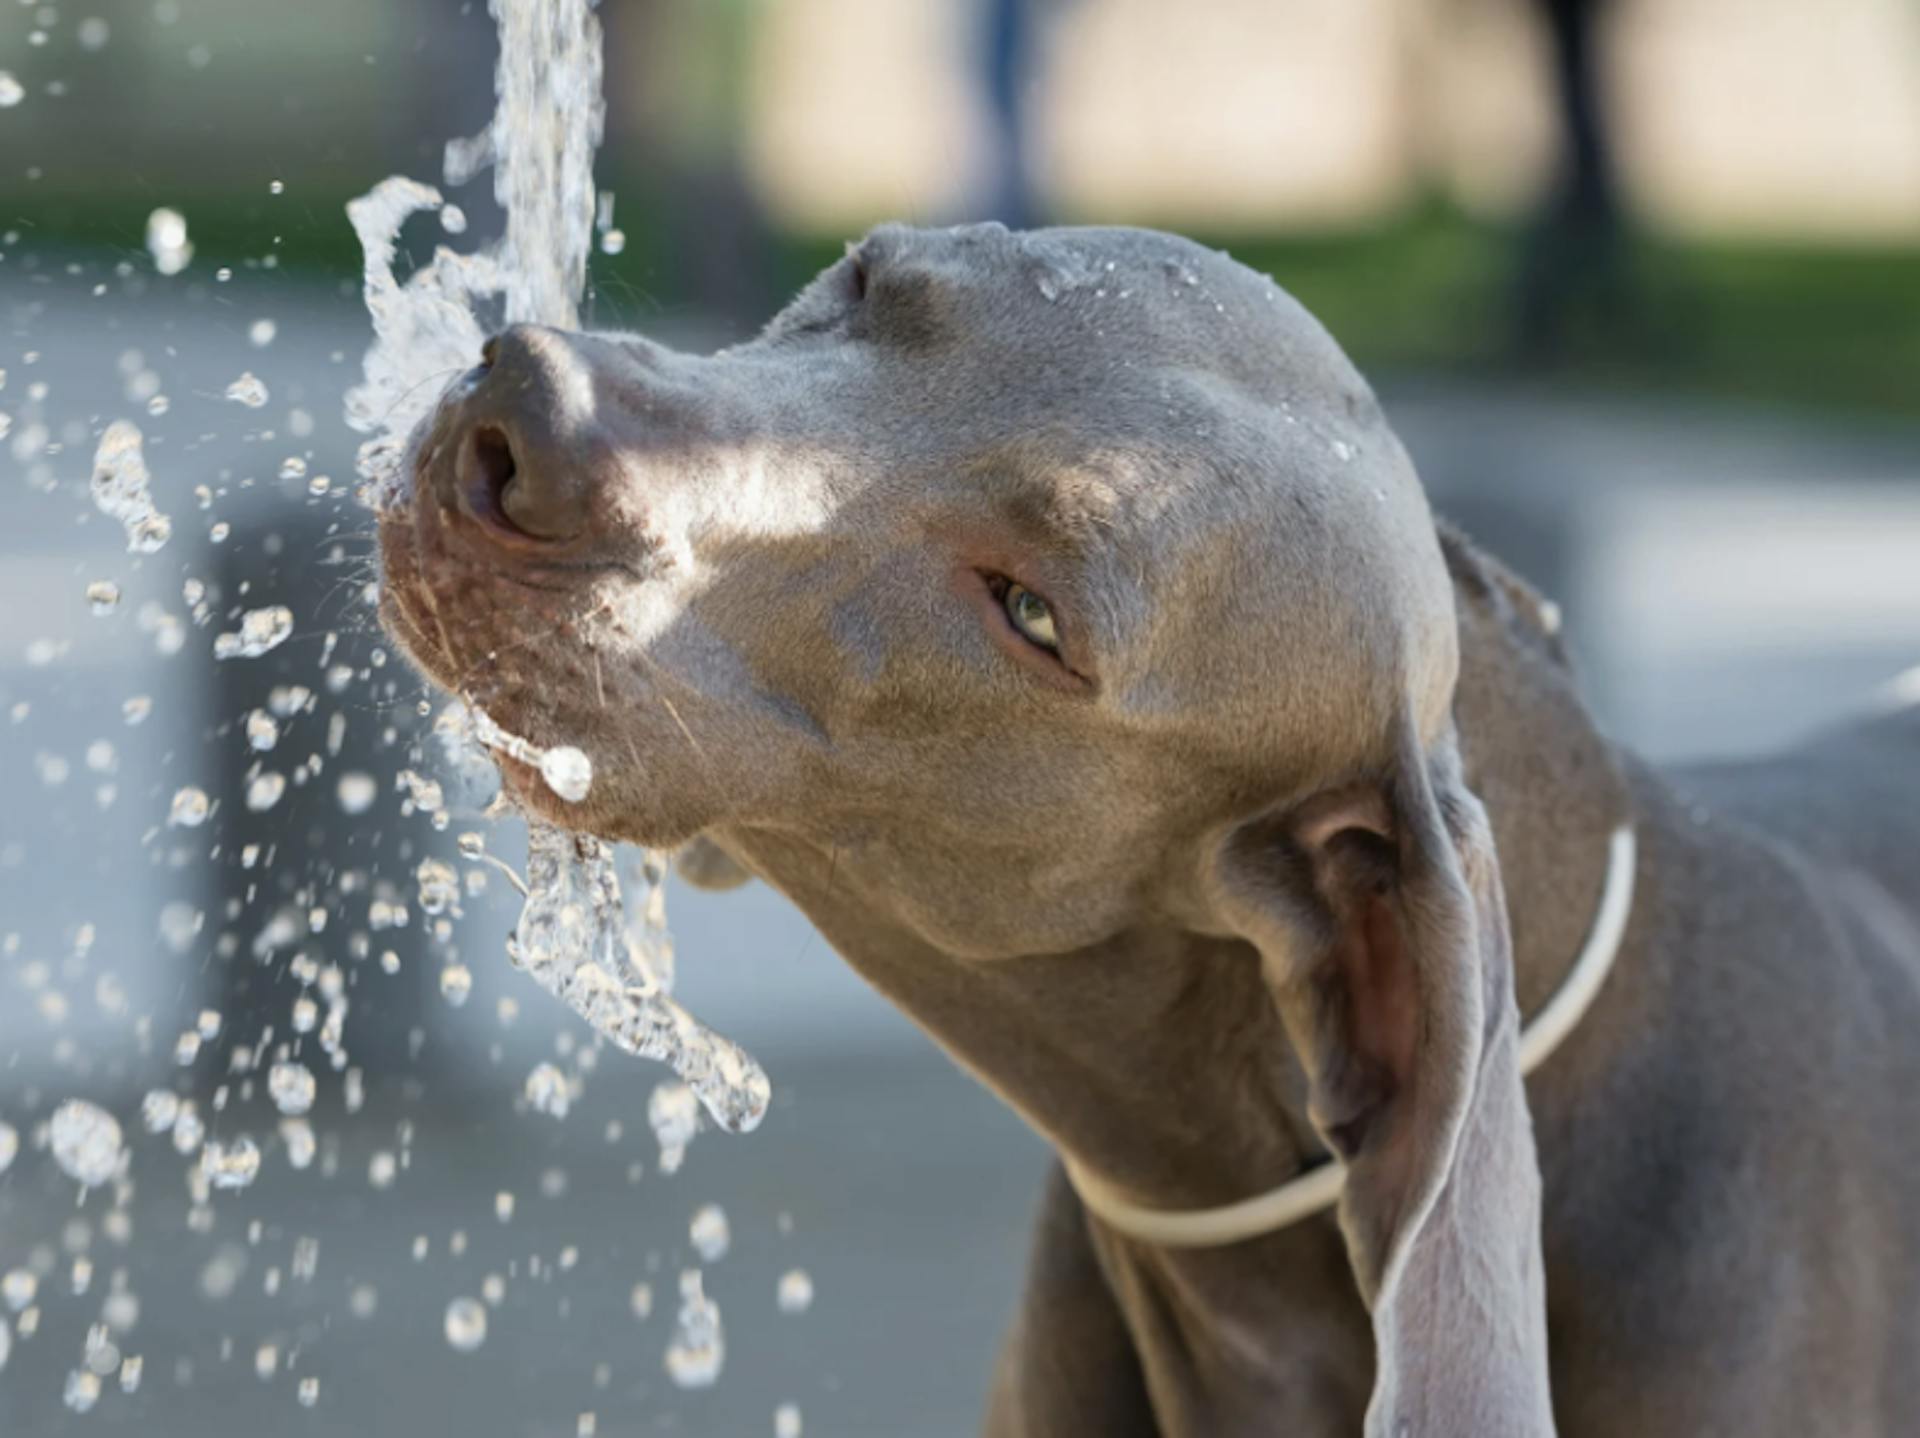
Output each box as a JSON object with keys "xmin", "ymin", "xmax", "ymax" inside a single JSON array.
[{"xmin": 2, "ymin": 271, "xmax": 1918, "ymax": 1435}]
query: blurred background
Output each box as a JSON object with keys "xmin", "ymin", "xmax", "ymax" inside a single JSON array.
[{"xmin": 2, "ymin": 1, "xmax": 1918, "ymax": 1434}]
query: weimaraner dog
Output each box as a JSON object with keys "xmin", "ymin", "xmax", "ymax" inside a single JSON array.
[{"xmin": 379, "ymin": 222, "xmax": 1920, "ymax": 1436}]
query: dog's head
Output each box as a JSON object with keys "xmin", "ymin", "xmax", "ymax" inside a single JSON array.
[
  {"xmin": 380, "ymin": 222, "xmax": 1552, "ymax": 1432},
  {"xmin": 381, "ymin": 222, "xmax": 1454, "ymax": 953}
]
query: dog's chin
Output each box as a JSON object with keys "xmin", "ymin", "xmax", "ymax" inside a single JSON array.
[{"xmin": 378, "ymin": 520, "xmax": 715, "ymax": 851}]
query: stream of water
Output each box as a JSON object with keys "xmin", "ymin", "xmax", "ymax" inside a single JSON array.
[
  {"xmin": 345, "ymin": 0, "xmax": 771, "ymax": 1141},
  {"xmin": 0, "ymin": 1, "xmax": 792, "ymax": 1426}
]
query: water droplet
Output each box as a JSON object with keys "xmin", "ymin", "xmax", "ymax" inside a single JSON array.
[
  {"xmin": 224, "ymin": 372, "xmax": 270, "ymax": 408},
  {"xmin": 297, "ymin": 1376, "xmax": 319, "ymax": 1407},
  {"xmin": 439, "ymin": 964, "xmax": 473, "ymax": 1007},
  {"xmin": 629, "ymin": 1282, "xmax": 652, "ymax": 1319},
  {"xmin": 539, "ymin": 745, "xmax": 592, "ymax": 802},
  {"xmin": 599, "ymin": 228, "xmax": 626, "ymax": 256},
  {"xmin": 280, "ymin": 1118, "xmax": 316, "ymax": 1170},
  {"xmin": 200, "ymin": 1137, "xmax": 261, "ymax": 1190},
  {"xmin": 213, "ymin": 605, "xmax": 293, "ymax": 659},
  {"xmin": 91, "ymin": 421, "xmax": 171, "ymax": 553},
  {"xmin": 268, "ymin": 1062, "xmax": 315, "ymax": 1115},
  {"xmin": 144, "ymin": 208, "xmax": 192, "ymax": 276},
  {"xmin": 663, "ymin": 1270, "xmax": 724, "ymax": 1388},
  {"xmin": 648, "ymin": 1081, "xmax": 699, "ymax": 1175},
  {"xmin": 269, "ymin": 179, "xmax": 286, "ymax": 196},
  {"xmin": 64, "ymin": 1369, "xmax": 102, "ymax": 1413},
  {"xmin": 689, "ymin": 1204, "xmax": 730, "ymax": 1263},
  {"xmin": 248, "ymin": 318, "xmax": 277, "ymax": 348},
  {"xmin": 245, "ymin": 710, "xmax": 279, "ymax": 751},
  {"xmin": 336, "ymin": 772, "xmax": 376, "ymax": 813},
  {"xmin": 775, "ymin": 1402, "xmax": 804, "ymax": 1438},
  {"xmin": 245, "ymin": 772, "xmax": 287, "ymax": 811},
  {"xmin": 0, "ymin": 73, "xmax": 24, "ymax": 108},
  {"xmin": 776, "ymin": 1268, "xmax": 813, "ymax": 1315},
  {"xmin": 439, "ymin": 203, "xmax": 467, "ymax": 235},
  {"xmin": 140, "ymin": 1090, "xmax": 180, "ymax": 1133},
  {"xmin": 172, "ymin": 1105, "xmax": 204, "ymax": 1155},
  {"xmin": 417, "ymin": 858, "xmax": 459, "ymax": 915},
  {"xmin": 3, "ymin": 1270, "xmax": 38, "ymax": 1310},
  {"xmin": 0, "ymin": 1123, "xmax": 16, "ymax": 1174},
  {"xmin": 444, "ymin": 1296, "xmax": 487, "ymax": 1352},
  {"xmin": 77, "ymin": 18, "xmax": 111, "ymax": 51},
  {"xmin": 49, "ymin": 1100, "xmax": 124, "ymax": 1187},
  {"xmin": 523, "ymin": 1062, "xmax": 571, "ymax": 1119},
  {"xmin": 167, "ymin": 786, "xmax": 210, "ymax": 827}
]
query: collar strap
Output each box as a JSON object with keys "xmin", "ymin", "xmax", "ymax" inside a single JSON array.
[{"xmin": 1063, "ymin": 823, "xmax": 1638, "ymax": 1249}]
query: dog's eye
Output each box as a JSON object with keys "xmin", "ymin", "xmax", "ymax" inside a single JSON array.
[{"xmin": 1003, "ymin": 582, "xmax": 1059, "ymax": 651}]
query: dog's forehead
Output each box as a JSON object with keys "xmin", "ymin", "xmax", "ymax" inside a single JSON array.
[{"xmin": 860, "ymin": 222, "xmax": 1376, "ymax": 410}]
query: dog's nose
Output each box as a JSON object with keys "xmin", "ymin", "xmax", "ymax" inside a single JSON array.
[{"xmin": 452, "ymin": 325, "xmax": 601, "ymax": 544}]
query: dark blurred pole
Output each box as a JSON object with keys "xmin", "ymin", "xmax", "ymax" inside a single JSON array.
[
  {"xmin": 600, "ymin": 0, "xmax": 778, "ymax": 340},
  {"xmin": 1516, "ymin": 0, "xmax": 1625, "ymax": 360},
  {"xmin": 982, "ymin": 0, "xmax": 1037, "ymax": 229}
]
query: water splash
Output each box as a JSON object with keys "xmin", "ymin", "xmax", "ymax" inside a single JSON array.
[
  {"xmin": 346, "ymin": 0, "xmax": 767, "ymax": 1145},
  {"xmin": 344, "ymin": 0, "xmax": 602, "ymax": 508},
  {"xmin": 511, "ymin": 828, "xmax": 769, "ymax": 1135},
  {"xmin": 90, "ymin": 422, "xmax": 171, "ymax": 553}
]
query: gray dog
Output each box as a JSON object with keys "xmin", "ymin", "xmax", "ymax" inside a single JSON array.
[{"xmin": 379, "ymin": 222, "xmax": 1920, "ymax": 1437}]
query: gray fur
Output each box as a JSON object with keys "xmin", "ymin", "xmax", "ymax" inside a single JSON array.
[{"xmin": 380, "ymin": 221, "xmax": 1920, "ymax": 1436}]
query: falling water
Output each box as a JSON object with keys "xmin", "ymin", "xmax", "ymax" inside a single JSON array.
[{"xmin": 345, "ymin": 0, "xmax": 770, "ymax": 1137}]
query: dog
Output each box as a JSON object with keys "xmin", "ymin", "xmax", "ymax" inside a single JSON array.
[{"xmin": 379, "ymin": 221, "xmax": 1920, "ymax": 1436}]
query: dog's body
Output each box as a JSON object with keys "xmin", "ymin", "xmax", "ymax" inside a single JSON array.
[
  {"xmin": 990, "ymin": 573, "xmax": 1920, "ymax": 1437},
  {"xmin": 378, "ymin": 221, "xmax": 1920, "ymax": 1436}
]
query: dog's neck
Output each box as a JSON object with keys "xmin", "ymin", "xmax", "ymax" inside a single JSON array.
[{"xmin": 739, "ymin": 531, "xmax": 1633, "ymax": 1223}]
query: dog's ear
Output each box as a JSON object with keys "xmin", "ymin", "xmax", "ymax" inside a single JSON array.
[{"xmin": 1211, "ymin": 724, "xmax": 1555, "ymax": 1437}]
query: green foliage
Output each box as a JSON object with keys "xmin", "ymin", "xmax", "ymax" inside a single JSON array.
[{"xmin": 10, "ymin": 189, "xmax": 1917, "ymax": 419}]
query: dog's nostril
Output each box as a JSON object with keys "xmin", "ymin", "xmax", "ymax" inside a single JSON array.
[{"xmin": 470, "ymin": 425, "xmax": 517, "ymax": 512}]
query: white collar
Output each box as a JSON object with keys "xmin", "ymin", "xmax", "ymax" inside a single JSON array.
[{"xmin": 1063, "ymin": 824, "xmax": 1638, "ymax": 1249}]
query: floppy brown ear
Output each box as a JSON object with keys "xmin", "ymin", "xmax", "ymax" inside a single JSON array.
[{"xmin": 1211, "ymin": 725, "xmax": 1556, "ymax": 1437}]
